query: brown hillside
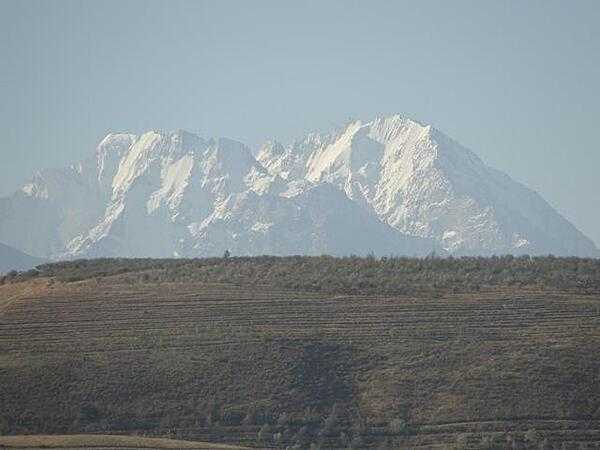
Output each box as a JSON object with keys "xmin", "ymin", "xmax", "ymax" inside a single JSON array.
[
  {"xmin": 0, "ymin": 433, "xmax": 251, "ymax": 449},
  {"xmin": 1, "ymin": 257, "xmax": 600, "ymax": 449}
]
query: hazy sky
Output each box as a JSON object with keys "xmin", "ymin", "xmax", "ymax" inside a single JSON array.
[{"xmin": 1, "ymin": 0, "xmax": 599, "ymax": 246}]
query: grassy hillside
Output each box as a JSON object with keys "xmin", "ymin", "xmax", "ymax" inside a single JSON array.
[
  {"xmin": 1, "ymin": 257, "xmax": 600, "ymax": 449},
  {"xmin": 10, "ymin": 255, "xmax": 600, "ymax": 294}
]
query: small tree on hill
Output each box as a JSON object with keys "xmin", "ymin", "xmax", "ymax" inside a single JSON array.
[
  {"xmin": 350, "ymin": 435, "xmax": 365, "ymax": 449},
  {"xmin": 294, "ymin": 426, "xmax": 310, "ymax": 447},
  {"xmin": 387, "ymin": 418, "xmax": 407, "ymax": 435},
  {"xmin": 454, "ymin": 433, "xmax": 469, "ymax": 450},
  {"xmin": 242, "ymin": 407, "xmax": 256, "ymax": 426},
  {"xmin": 339, "ymin": 431, "xmax": 350, "ymax": 448},
  {"xmin": 478, "ymin": 435, "xmax": 496, "ymax": 450},
  {"xmin": 0, "ymin": 416, "xmax": 9, "ymax": 435},
  {"xmin": 321, "ymin": 403, "xmax": 340, "ymax": 436},
  {"xmin": 276, "ymin": 411, "xmax": 289, "ymax": 427},
  {"xmin": 257, "ymin": 423, "xmax": 271, "ymax": 444},
  {"xmin": 377, "ymin": 438, "xmax": 393, "ymax": 450},
  {"xmin": 525, "ymin": 428, "xmax": 541, "ymax": 447}
]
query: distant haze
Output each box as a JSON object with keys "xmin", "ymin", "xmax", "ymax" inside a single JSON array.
[{"xmin": 1, "ymin": 0, "xmax": 599, "ymax": 247}]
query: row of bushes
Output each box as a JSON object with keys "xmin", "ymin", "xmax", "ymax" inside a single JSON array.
[{"xmin": 5, "ymin": 255, "xmax": 600, "ymax": 294}]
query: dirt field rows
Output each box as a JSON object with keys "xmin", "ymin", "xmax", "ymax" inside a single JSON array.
[
  {"xmin": 0, "ymin": 433, "xmax": 252, "ymax": 449},
  {"xmin": 2, "ymin": 270, "xmax": 600, "ymax": 449},
  {"xmin": 2, "ymin": 281, "xmax": 599, "ymax": 353}
]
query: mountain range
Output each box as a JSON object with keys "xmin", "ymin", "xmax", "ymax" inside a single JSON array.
[
  {"xmin": 0, "ymin": 242, "xmax": 46, "ymax": 274},
  {"xmin": 0, "ymin": 115, "xmax": 597, "ymax": 260}
]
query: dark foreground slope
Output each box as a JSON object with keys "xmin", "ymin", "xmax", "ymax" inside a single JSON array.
[{"xmin": 1, "ymin": 256, "xmax": 600, "ymax": 449}]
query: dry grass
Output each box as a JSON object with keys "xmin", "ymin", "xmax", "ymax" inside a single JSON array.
[
  {"xmin": 0, "ymin": 434, "xmax": 252, "ymax": 449},
  {"xmin": 2, "ymin": 258, "xmax": 600, "ymax": 448}
]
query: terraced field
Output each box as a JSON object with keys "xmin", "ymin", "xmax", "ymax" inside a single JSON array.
[
  {"xmin": 1, "ymin": 257, "xmax": 600, "ymax": 449},
  {"xmin": 2, "ymin": 282, "xmax": 600, "ymax": 354}
]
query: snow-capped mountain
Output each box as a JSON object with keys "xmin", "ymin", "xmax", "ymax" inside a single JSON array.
[
  {"xmin": 258, "ymin": 115, "xmax": 599, "ymax": 257},
  {"xmin": 0, "ymin": 115, "xmax": 597, "ymax": 260},
  {"xmin": 0, "ymin": 127, "xmax": 432, "ymax": 259}
]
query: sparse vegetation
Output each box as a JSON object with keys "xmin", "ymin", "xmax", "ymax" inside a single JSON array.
[
  {"xmin": 0, "ymin": 434, "xmax": 250, "ymax": 449},
  {"xmin": 1, "ymin": 256, "xmax": 600, "ymax": 448},
  {"xmin": 5, "ymin": 254, "xmax": 600, "ymax": 295}
]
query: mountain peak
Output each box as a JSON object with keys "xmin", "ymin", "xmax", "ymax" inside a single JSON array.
[
  {"xmin": 98, "ymin": 133, "xmax": 137, "ymax": 151},
  {"xmin": 1, "ymin": 119, "xmax": 597, "ymax": 259},
  {"xmin": 259, "ymin": 115, "xmax": 599, "ymax": 257},
  {"xmin": 169, "ymin": 129, "xmax": 207, "ymax": 153}
]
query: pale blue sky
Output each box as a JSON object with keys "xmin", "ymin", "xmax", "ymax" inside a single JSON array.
[{"xmin": 1, "ymin": 0, "xmax": 599, "ymax": 246}]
